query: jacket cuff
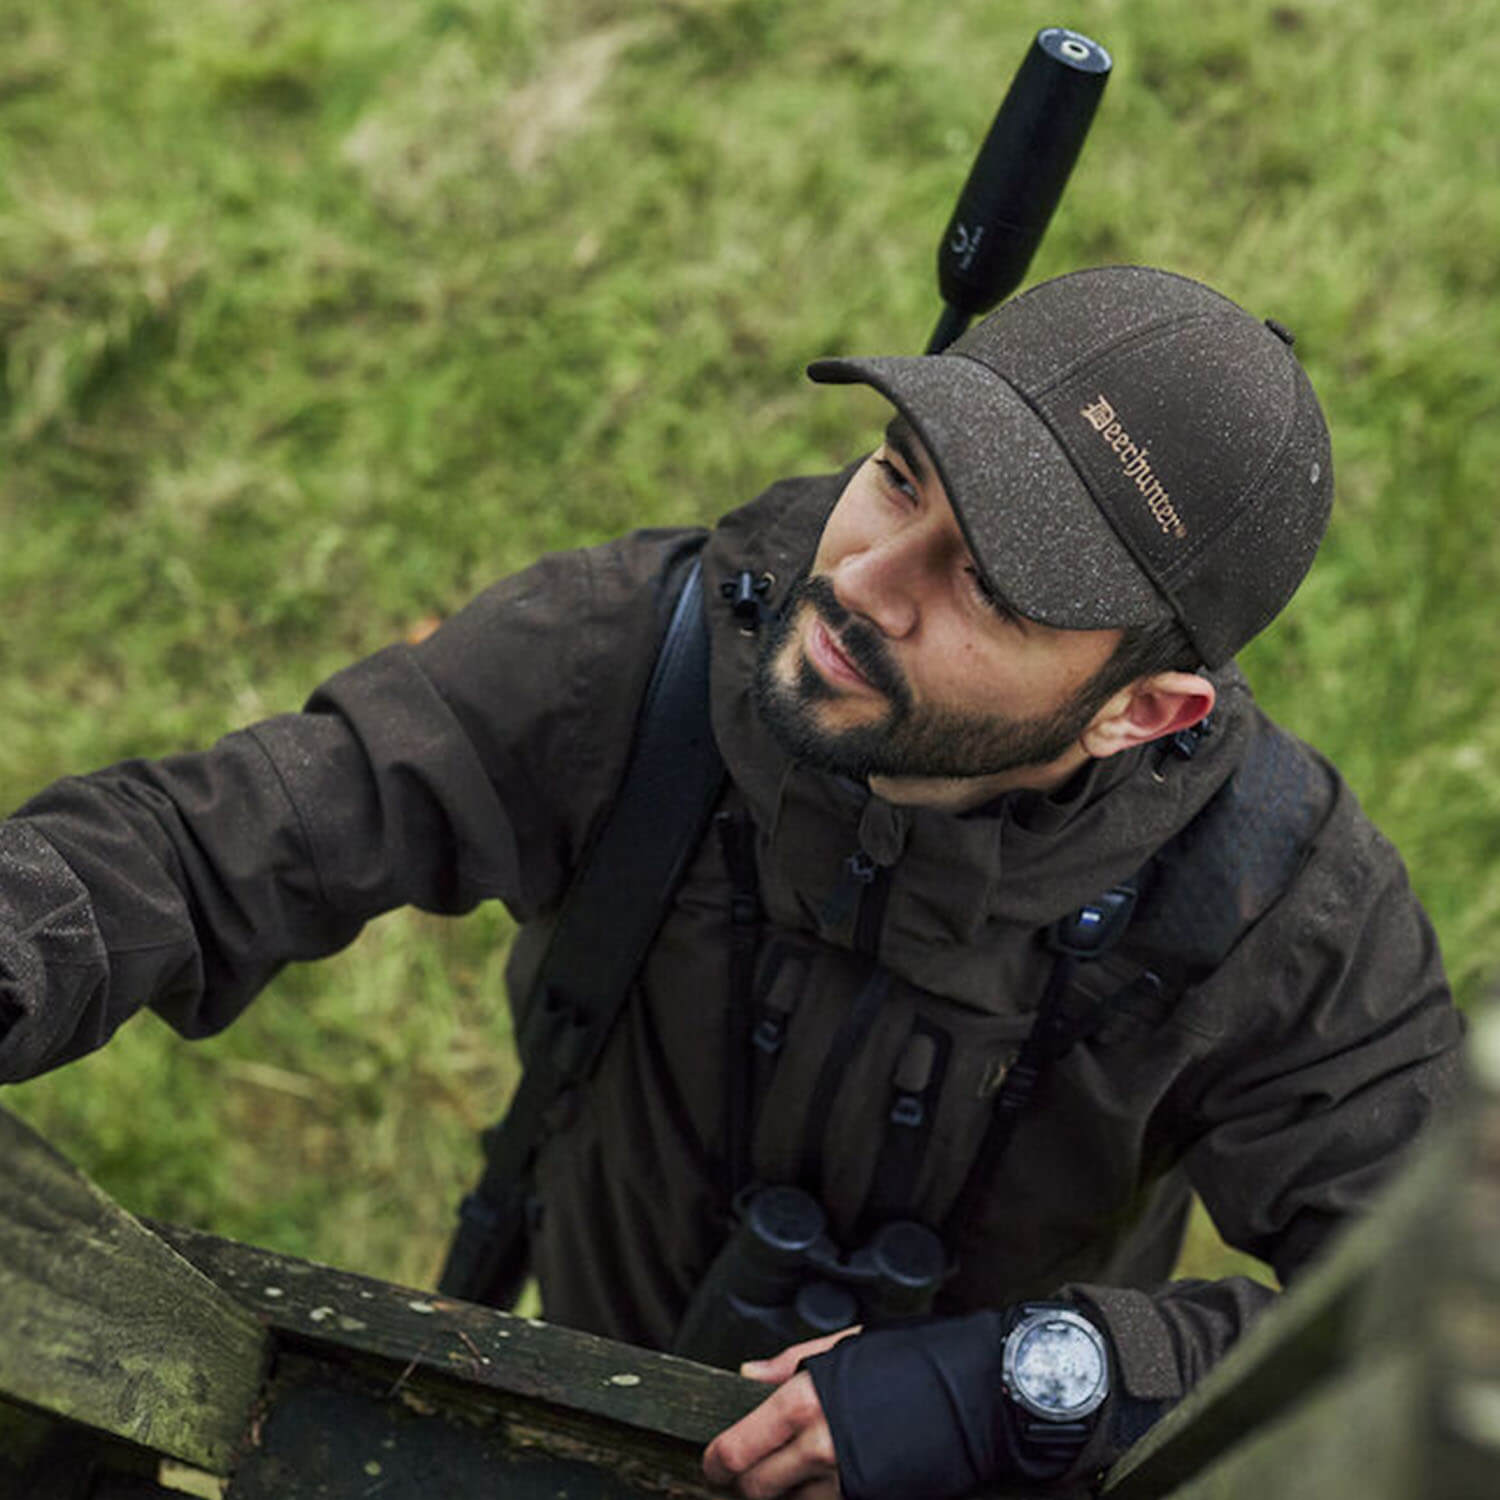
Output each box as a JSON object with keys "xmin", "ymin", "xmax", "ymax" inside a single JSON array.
[
  {"xmin": 0, "ymin": 822, "xmax": 109, "ymax": 1083},
  {"xmin": 1065, "ymin": 1283, "xmax": 1184, "ymax": 1401}
]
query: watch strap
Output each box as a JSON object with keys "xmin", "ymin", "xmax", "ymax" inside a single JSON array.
[{"xmin": 1000, "ymin": 1302, "xmax": 1110, "ymax": 1477}]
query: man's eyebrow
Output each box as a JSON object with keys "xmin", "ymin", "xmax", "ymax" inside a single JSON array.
[{"xmin": 883, "ymin": 414, "xmax": 931, "ymax": 487}]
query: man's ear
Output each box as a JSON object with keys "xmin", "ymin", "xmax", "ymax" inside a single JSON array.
[{"xmin": 1079, "ymin": 672, "xmax": 1217, "ymax": 761}]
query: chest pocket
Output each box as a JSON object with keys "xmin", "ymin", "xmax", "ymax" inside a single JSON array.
[{"xmin": 747, "ymin": 934, "xmax": 1044, "ymax": 1247}]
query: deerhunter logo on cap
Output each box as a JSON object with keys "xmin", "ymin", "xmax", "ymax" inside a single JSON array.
[{"xmin": 1080, "ymin": 394, "xmax": 1188, "ymax": 540}]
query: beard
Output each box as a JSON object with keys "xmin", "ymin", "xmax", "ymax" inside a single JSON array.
[{"xmin": 752, "ymin": 575, "xmax": 1111, "ymax": 782}]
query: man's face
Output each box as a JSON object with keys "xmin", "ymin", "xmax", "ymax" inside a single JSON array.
[{"xmin": 754, "ymin": 417, "xmax": 1124, "ymax": 786}]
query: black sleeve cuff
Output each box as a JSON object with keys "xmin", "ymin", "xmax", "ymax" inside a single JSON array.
[{"xmin": 805, "ymin": 1311, "xmax": 1007, "ymax": 1500}]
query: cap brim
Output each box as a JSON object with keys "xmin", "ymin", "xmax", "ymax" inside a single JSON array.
[{"xmin": 808, "ymin": 353, "xmax": 1170, "ymax": 632}]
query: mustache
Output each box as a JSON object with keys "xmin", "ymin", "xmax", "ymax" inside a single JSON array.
[{"xmin": 797, "ymin": 576, "xmax": 910, "ymax": 706}]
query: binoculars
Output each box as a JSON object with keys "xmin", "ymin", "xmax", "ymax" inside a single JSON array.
[{"xmin": 672, "ymin": 1184, "xmax": 948, "ymax": 1370}]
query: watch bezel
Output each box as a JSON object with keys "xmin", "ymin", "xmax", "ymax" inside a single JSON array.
[{"xmin": 1001, "ymin": 1306, "xmax": 1110, "ymax": 1423}]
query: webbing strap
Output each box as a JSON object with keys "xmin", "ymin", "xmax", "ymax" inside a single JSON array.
[
  {"xmin": 439, "ymin": 555, "xmax": 726, "ymax": 1304},
  {"xmin": 941, "ymin": 886, "xmax": 1146, "ymax": 1240},
  {"xmin": 717, "ymin": 808, "xmax": 763, "ymax": 1205}
]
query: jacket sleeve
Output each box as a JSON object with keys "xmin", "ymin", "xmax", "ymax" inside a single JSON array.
[
  {"xmin": 0, "ymin": 530, "xmax": 695, "ymax": 1084},
  {"xmin": 1062, "ymin": 779, "xmax": 1465, "ymax": 1465}
]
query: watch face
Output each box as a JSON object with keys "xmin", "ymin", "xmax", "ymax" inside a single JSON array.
[{"xmin": 1004, "ymin": 1310, "xmax": 1109, "ymax": 1421}]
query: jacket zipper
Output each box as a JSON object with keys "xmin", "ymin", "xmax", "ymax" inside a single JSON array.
[{"xmin": 819, "ymin": 848, "xmax": 894, "ymax": 958}]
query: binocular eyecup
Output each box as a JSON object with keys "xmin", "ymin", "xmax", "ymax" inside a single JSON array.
[{"xmin": 671, "ymin": 1184, "xmax": 949, "ymax": 1370}]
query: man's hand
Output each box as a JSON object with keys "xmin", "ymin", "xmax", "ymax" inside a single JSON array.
[{"xmin": 702, "ymin": 1328, "xmax": 860, "ymax": 1498}]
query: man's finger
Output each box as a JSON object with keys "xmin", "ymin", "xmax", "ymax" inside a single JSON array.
[
  {"xmin": 731, "ymin": 1411, "xmax": 839, "ymax": 1500},
  {"xmin": 703, "ymin": 1373, "xmax": 836, "ymax": 1493},
  {"xmin": 704, "ymin": 1380, "xmax": 806, "ymax": 1486},
  {"xmin": 739, "ymin": 1325, "xmax": 861, "ymax": 1385}
]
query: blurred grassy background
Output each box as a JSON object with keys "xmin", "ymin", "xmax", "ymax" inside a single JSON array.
[{"xmin": 1, "ymin": 0, "xmax": 1496, "ymax": 1296}]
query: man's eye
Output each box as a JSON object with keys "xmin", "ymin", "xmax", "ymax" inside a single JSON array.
[
  {"xmin": 874, "ymin": 456, "xmax": 917, "ymax": 501},
  {"xmin": 966, "ymin": 566, "xmax": 1019, "ymax": 623}
]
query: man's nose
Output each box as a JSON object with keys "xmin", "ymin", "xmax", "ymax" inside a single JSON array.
[{"xmin": 831, "ymin": 532, "xmax": 925, "ymax": 639}]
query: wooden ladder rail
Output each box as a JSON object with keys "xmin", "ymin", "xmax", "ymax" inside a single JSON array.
[{"xmin": 1102, "ymin": 1007, "xmax": 1500, "ymax": 1500}]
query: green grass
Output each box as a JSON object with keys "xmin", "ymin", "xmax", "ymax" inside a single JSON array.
[{"xmin": 1, "ymin": 0, "xmax": 1497, "ymax": 1291}]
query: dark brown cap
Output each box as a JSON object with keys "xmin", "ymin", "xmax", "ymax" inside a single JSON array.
[{"xmin": 808, "ymin": 265, "xmax": 1332, "ymax": 667}]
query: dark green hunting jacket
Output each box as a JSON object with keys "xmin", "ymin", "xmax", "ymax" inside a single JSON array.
[{"xmin": 0, "ymin": 471, "xmax": 1463, "ymax": 1439}]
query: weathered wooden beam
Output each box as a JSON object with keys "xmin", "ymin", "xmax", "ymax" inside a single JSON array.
[
  {"xmin": 225, "ymin": 1348, "xmax": 731, "ymax": 1500},
  {"xmin": 0, "ymin": 1106, "xmax": 269, "ymax": 1475},
  {"xmin": 1423, "ymin": 1011, "xmax": 1500, "ymax": 1495},
  {"xmin": 151, "ymin": 1220, "xmax": 766, "ymax": 1464},
  {"xmin": 149, "ymin": 1225, "xmax": 1064, "ymax": 1498},
  {"xmin": 1107, "ymin": 1006, "xmax": 1500, "ymax": 1500},
  {"xmin": 0, "ymin": 1399, "xmax": 178, "ymax": 1500},
  {"xmin": 1102, "ymin": 1110, "xmax": 1466, "ymax": 1499},
  {"xmin": 1148, "ymin": 1349, "xmax": 1424, "ymax": 1500}
]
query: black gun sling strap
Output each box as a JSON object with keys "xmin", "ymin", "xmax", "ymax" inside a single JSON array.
[{"xmin": 439, "ymin": 553, "xmax": 726, "ymax": 1304}]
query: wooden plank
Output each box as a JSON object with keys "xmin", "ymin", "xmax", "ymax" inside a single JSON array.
[
  {"xmin": 155, "ymin": 1227, "xmax": 1061, "ymax": 1497},
  {"xmin": 1102, "ymin": 1117, "xmax": 1465, "ymax": 1499},
  {"xmin": 151, "ymin": 1220, "xmax": 765, "ymax": 1449},
  {"xmin": 0, "ymin": 1107, "xmax": 269, "ymax": 1474},
  {"xmin": 225, "ymin": 1350, "xmax": 733, "ymax": 1499},
  {"xmin": 1425, "ymin": 1015, "xmax": 1500, "ymax": 1495},
  {"xmin": 0, "ymin": 1398, "xmax": 175, "ymax": 1500},
  {"xmin": 1154, "ymin": 1350, "xmax": 1423, "ymax": 1500}
]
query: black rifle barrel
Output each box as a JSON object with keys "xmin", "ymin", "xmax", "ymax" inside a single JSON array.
[{"xmin": 928, "ymin": 27, "xmax": 1111, "ymax": 353}]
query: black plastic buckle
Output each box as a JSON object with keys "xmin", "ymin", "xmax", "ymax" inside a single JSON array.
[
  {"xmin": 1168, "ymin": 711, "xmax": 1213, "ymax": 761},
  {"xmin": 752, "ymin": 1015, "xmax": 786, "ymax": 1057},
  {"xmin": 1049, "ymin": 881, "xmax": 1137, "ymax": 958},
  {"xmin": 721, "ymin": 570, "xmax": 773, "ymax": 630},
  {"xmin": 890, "ymin": 1094, "xmax": 925, "ymax": 1128}
]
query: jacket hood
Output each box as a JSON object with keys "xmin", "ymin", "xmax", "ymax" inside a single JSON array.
[{"xmin": 701, "ymin": 470, "xmax": 1257, "ymax": 1010}]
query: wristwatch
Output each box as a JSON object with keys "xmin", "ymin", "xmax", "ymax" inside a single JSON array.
[{"xmin": 1000, "ymin": 1303, "xmax": 1110, "ymax": 1469}]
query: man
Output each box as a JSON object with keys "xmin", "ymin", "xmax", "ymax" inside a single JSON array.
[{"xmin": 0, "ymin": 267, "xmax": 1462, "ymax": 1496}]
